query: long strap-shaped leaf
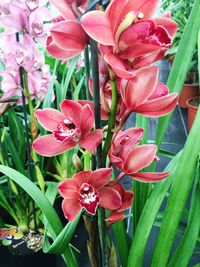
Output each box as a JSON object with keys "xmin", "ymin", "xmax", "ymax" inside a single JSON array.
[
  {"xmin": 0, "ymin": 165, "xmax": 78, "ymax": 267},
  {"xmin": 127, "ymin": 151, "xmax": 182, "ymax": 267},
  {"xmin": 168, "ymin": 159, "xmax": 200, "ymax": 267},
  {"xmin": 151, "ymin": 104, "xmax": 200, "ymax": 266},
  {"xmin": 155, "ymin": 0, "xmax": 200, "ymax": 148}
]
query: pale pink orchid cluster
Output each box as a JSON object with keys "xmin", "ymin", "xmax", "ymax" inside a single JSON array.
[
  {"xmin": 0, "ymin": 0, "xmax": 51, "ymax": 104},
  {"xmin": 32, "ymin": 0, "xmax": 179, "ymax": 223}
]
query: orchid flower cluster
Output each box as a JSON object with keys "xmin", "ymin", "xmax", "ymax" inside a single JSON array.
[
  {"xmin": 0, "ymin": 0, "xmax": 51, "ymax": 104},
  {"xmin": 31, "ymin": 0, "xmax": 178, "ymax": 224}
]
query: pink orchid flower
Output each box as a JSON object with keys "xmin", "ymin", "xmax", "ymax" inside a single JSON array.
[
  {"xmin": 120, "ymin": 66, "xmax": 178, "ymax": 117},
  {"xmin": 0, "ymin": 71, "xmax": 20, "ymax": 102},
  {"xmin": 28, "ymin": 7, "xmax": 51, "ymax": 43},
  {"xmin": 46, "ymin": 0, "xmax": 88, "ymax": 60},
  {"xmin": 106, "ymin": 182, "xmax": 134, "ymax": 223},
  {"xmin": 58, "ymin": 168, "xmax": 122, "ymax": 221},
  {"xmin": 49, "ymin": 0, "xmax": 88, "ymax": 20},
  {"xmin": 32, "ymin": 100, "xmax": 103, "ymax": 156},
  {"xmin": 109, "ymin": 127, "xmax": 170, "ymax": 182},
  {"xmin": 24, "ymin": 0, "xmax": 48, "ymax": 12},
  {"xmin": 81, "ymin": 0, "xmax": 178, "ymax": 78},
  {"xmin": 0, "ymin": 1, "xmax": 28, "ymax": 34},
  {"xmin": 1, "ymin": 35, "xmax": 46, "ymax": 72}
]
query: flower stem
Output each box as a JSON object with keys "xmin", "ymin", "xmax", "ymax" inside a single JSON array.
[
  {"xmin": 84, "ymin": 46, "xmax": 92, "ymax": 101},
  {"xmin": 90, "ymin": 38, "xmax": 107, "ymax": 267},
  {"xmin": 103, "ymin": 72, "xmax": 118, "ymax": 165}
]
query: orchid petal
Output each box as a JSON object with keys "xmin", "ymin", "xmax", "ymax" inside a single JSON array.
[
  {"xmin": 60, "ymin": 100, "xmax": 82, "ymax": 124},
  {"xmin": 34, "ymin": 108, "xmax": 65, "ymax": 131},
  {"xmin": 62, "ymin": 198, "xmax": 81, "ymax": 221},
  {"xmin": 89, "ymin": 168, "xmax": 112, "ymax": 190},
  {"xmin": 46, "ymin": 36, "xmax": 83, "ymax": 60},
  {"xmin": 32, "ymin": 134, "xmax": 76, "ymax": 156},
  {"xmin": 79, "ymin": 129, "xmax": 103, "ymax": 153},
  {"xmin": 99, "ymin": 187, "xmax": 122, "ymax": 210},
  {"xmin": 155, "ymin": 17, "xmax": 178, "ymax": 37},
  {"xmin": 80, "ymin": 104, "xmax": 94, "ymax": 137},
  {"xmin": 58, "ymin": 179, "xmax": 79, "ymax": 198},
  {"xmin": 135, "ymin": 93, "xmax": 178, "ymax": 117},
  {"xmin": 106, "ymin": 211, "xmax": 125, "ymax": 223},
  {"xmin": 121, "ymin": 66, "xmax": 158, "ymax": 108},
  {"xmin": 81, "ymin": 11, "xmax": 115, "ymax": 46},
  {"xmin": 73, "ymin": 170, "xmax": 92, "ymax": 187},
  {"xmin": 50, "ymin": 21, "xmax": 87, "ymax": 52},
  {"xmin": 49, "ymin": 0, "xmax": 76, "ymax": 20},
  {"xmin": 130, "ymin": 171, "xmax": 170, "ymax": 182},
  {"xmin": 124, "ymin": 145, "xmax": 157, "ymax": 174}
]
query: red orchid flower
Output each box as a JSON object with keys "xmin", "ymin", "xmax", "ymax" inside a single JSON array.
[
  {"xmin": 81, "ymin": 0, "xmax": 178, "ymax": 78},
  {"xmin": 109, "ymin": 128, "xmax": 170, "ymax": 182},
  {"xmin": 58, "ymin": 168, "xmax": 122, "ymax": 221},
  {"xmin": 32, "ymin": 100, "xmax": 103, "ymax": 156},
  {"xmin": 46, "ymin": 0, "xmax": 88, "ymax": 60},
  {"xmin": 120, "ymin": 66, "xmax": 178, "ymax": 117},
  {"xmin": 106, "ymin": 183, "xmax": 134, "ymax": 223}
]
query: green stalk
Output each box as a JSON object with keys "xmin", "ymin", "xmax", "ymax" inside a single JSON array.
[
  {"xmin": 84, "ymin": 46, "xmax": 92, "ymax": 101},
  {"xmin": 84, "ymin": 151, "xmax": 91, "ymax": 170},
  {"xmin": 102, "ymin": 72, "xmax": 118, "ymax": 165},
  {"xmin": 89, "ymin": 38, "xmax": 104, "ymax": 267}
]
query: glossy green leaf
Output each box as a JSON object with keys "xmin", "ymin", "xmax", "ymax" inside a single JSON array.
[
  {"xmin": 127, "ymin": 151, "xmax": 182, "ymax": 267},
  {"xmin": 151, "ymin": 106, "xmax": 200, "ymax": 266},
  {"xmin": 113, "ymin": 221, "xmax": 130, "ymax": 267},
  {"xmin": 0, "ymin": 165, "xmax": 78, "ymax": 267},
  {"xmin": 168, "ymin": 159, "xmax": 200, "ymax": 267}
]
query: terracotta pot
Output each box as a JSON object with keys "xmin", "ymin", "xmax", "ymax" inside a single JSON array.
[
  {"xmin": 186, "ymin": 97, "xmax": 200, "ymax": 131},
  {"xmin": 179, "ymin": 83, "xmax": 199, "ymax": 108}
]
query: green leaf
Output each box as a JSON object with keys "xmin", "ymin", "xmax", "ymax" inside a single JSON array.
[
  {"xmin": 168, "ymin": 160, "xmax": 200, "ymax": 267},
  {"xmin": 4, "ymin": 131, "xmax": 26, "ymax": 175},
  {"xmin": 127, "ymin": 150, "xmax": 182, "ymax": 267},
  {"xmin": 62, "ymin": 57, "xmax": 79, "ymax": 100},
  {"xmin": 151, "ymin": 106, "xmax": 200, "ymax": 266},
  {"xmin": 113, "ymin": 221, "xmax": 130, "ymax": 267},
  {"xmin": 0, "ymin": 165, "xmax": 78, "ymax": 267},
  {"xmin": 43, "ymin": 214, "xmax": 80, "ymax": 254}
]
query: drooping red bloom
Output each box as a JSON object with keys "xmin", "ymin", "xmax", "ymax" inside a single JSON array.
[
  {"xmin": 81, "ymin": 0, "xmax": 178, "ymax": 78},
  {"xmin": 32, "ymin": 100, "xmax": 103, "ymax": 156},
  {"xmin": 120, "ymin": 66, "xmax": 178, "ymax": 117},
  {"xmin": 109, "ymin": 128, "xmax": 170, "ymax": 182},
  {"xmin": 106, "ymin": 183, "xmax": 134, "ymax": 223},
  {"xmin": 58, "ymin": 168, "xmax": 122, "ymax": 221},
  {"xmin": 46, "ymin": 0, "xmax": 88, "ymax": 60}
]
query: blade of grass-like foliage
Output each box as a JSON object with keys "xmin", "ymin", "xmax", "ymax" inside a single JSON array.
[
  {"xmin": 0, "ymin": 165, "xmax": 78, "ymax": 267},
  {"xmin": 0, "ymin": 187, "xmax": 19, "ymax": 224},
  {"xmin": 0, "ymin": 128, "xmax": 9, "ymax": 165},
  {"xmin": 133, "ymin": 115, "xmax": 149, "ymax": 232},
  {"xmin": 113, "ymin": 221, "xmax": 130, "ymax": 267},
  {"xmin": 127, "ymin": 150, "xmax": 182, "ymax": 267},
  {"xmin": 4, "ymin": 131, "xmax": 26, "ymax": 175},
  {"xmin": 43, "ymin": 214, "xmax": 80, "ymax": 254},
  {"xmin": 151, "ymin": 106, "xmax": 200, "ymax": 266},
  {"xmin": 198, "ymin": 29, "xmax": 200, "ymax": 88},
  {"xmin": 168, "ymin": 159, "xmax": 200, "ymax": 267},
  {"xmin": 43, "ymin": 60, "xmax": 59, "ymax": 109},
  {"xmin": 7, "ymin": 109, "xmax": 25, "ymax": 163},
  {"xmin": 62, "ymin": 57, "xmax": 79, "ymax": 100},
  {"xmin": 155, "ymin": 0, "xmax": 200, "ymax": 149},
  {"xmin": 73, "ymin": 76, "xmax": 85, "ymax": 100}
]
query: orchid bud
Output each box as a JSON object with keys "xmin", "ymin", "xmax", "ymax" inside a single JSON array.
[{"xmin": 72, "ymin": 154, "xmax": 83, "ymax": 171}]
